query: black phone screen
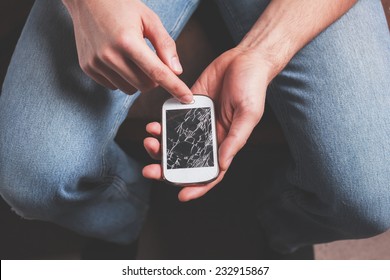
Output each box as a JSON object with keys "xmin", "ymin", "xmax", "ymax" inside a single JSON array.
[{"xmin": 166, "ymin": 107, "xmax": 214, "ymax": 170}]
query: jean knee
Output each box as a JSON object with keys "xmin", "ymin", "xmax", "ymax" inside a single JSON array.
[
  {"xmin": 298, "ymin": 141, "xmax": 390, "ymax": 238},
  {"xmin": 328, "ymin": 177, "xmax": 390, "ymax": 237},
  {"xmin": 0, "ymin": 140, "xmax": 101, "ymax": 221},
  {"xmin": 0, "ymin": 173, "xmax": 55, "ymax": 221},
  {"xmin": 0, "ymin": 162, "xmax": 65, "ymax": 221}
]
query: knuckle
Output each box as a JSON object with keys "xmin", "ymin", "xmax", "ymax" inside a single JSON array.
[
  {"xmin": 241, "ymin": 102, "xmax": 264, "ymax": 123},
  {"xmin": 160, "ymin": 36, "xmax": 175, "ymax": 50},
  {"xmin": 115, "ymin": 32, "xmax": 133, "ymax": 52},
  {"xmin": 149, "ymin": 66, "xmax": 167, "ymax": 83},
  {"xmin": 149, "ymin": 12, "xmax": 159, "ymax": 23},
  {"xmin": 79, "ymin": 61, "xmax": 91, "ymax": 73},
  {"xmin": 231, "ymin": 131, "xmax": 247, "ymax": 150},
  {"xmin": 99, "ymin": 47, "xmax": 114, "ymax": 64},
  {"xmin": 169, "ymin": 83, "xmax": 182, "ymax": 95},
  {"xmin": 249, "ymin": 107, "xmax": 264, "ymax": 122},
  {"xmin": 138, "ymin": 81, "xmax": 158, "ymax": 93},
  {"xmin": 90, "ymin": 55, "xmax": 101, "ymax": 68},
  {"xmin": 145, "ymin": 10, "xmax": 160, "ymax": 24},
  {"xmin": 232, "ymin": 129, "xmax": 247, "ymax": 145},
  {"xmin": 79, "ymin": 62, "xmax": 87, "ymax": 72},
  {"xmin": 238, "ymin": 138, "xmax": 248, "ymax": 149}
]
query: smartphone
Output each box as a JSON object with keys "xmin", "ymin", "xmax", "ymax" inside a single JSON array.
[{"xmin": 162, "ymin": 94, "xmax": 219, "ymax": 185}]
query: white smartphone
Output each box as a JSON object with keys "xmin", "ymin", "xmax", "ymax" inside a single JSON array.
[{"xmin": 162, "ymin": 94, "xmax": 219, "ymax": 185}]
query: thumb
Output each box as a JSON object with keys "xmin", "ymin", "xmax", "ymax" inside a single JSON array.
[
  {"xmin": 191, "ymin": 65, "xmax": 224, "ymax": 96},
  {"xmin": 191, "ymin": 78, "xmax": 208, "ymax": 95},
  {"xmin": 143, "ymin": 14, "xmax": 183, "ymax": 75},
  {"xmin": 218, "ymin": 108, "xmax": 262, "ymax": 171}
]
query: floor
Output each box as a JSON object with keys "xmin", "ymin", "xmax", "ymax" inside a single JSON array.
[{"xmin": 0, "ymin": 0, "xmax": 389, "ymax": 260}]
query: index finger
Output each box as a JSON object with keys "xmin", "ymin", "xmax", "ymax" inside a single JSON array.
[{"xmin": 126, "ymin": 40, "xmax": 193, "ymax": 103}]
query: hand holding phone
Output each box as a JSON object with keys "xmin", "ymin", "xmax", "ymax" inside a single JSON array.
[
  {"xmin": 162, "ymin": 95, "xmax": 219, "ymax": 185},
  {"xmin": 144, "ymin": 47, "xmax": 266, "ymax": 200}
]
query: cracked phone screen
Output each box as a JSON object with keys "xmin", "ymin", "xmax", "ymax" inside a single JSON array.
[{"xmin": 166, "ymin": 107, "xmax": 214, "ymax": 169}]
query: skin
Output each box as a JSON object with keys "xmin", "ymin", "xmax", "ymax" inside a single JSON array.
[
  {"xmin": 62, "ymin": 0, "xmax": 193, "ymax": 102},
  {"xmin": 63, "ymin": 0, "xmax": 357, "ymax": 201}
]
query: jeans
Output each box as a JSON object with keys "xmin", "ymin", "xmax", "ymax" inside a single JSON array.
[{"xmin": 0, "ymin": 0, "xmax": 389, "ymax": 252}]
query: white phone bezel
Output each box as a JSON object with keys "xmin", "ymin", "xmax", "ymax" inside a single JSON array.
[{"xmin": 162, "ymin": 95, "xmax": 219, "ymax": 185}]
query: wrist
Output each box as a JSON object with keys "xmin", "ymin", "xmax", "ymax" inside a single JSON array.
[
  {"xmin": 236, "ymin": 31, "xmax": 295, "ymax": 84},
  {"xmin": 238, "ymin": 41, "xmax": 293, "ymax": 82},
  {"xmin": 236, "ymin": 13, "xmax": 298, "ymax": 81},
  {"xmin": 236, "ymin": 0, "xmax": 358, "ymax": 81}
]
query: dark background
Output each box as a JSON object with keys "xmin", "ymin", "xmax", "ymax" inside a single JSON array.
[{"xmin": 1, "ymin": 0, "xmax": 389, "ymax": 260}]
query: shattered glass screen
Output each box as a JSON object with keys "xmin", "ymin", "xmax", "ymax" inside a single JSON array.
[{"xmin": 166, "ymin": 107, "xmax": 214, "ymax": 169}]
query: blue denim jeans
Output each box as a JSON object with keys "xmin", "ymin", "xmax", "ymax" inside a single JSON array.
[{"xmin": 0, "ymin": 0, "xmax": 389, "ymax": 252}]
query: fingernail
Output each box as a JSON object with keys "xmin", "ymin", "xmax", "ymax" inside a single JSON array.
[
  {"xmin": 171, "ymin": 56, "xmax": 183, "ymax": 73},
  {"xmin": 181, "ymin": 95, "xmax": 193, "ymax": 104}
]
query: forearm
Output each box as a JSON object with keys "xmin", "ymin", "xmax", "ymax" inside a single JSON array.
[{"xmin": 239, "ymin": 0, "xmax": 357, "ymax": 80}]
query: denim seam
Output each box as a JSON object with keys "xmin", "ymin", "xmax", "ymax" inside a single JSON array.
[
  {"xmin": 100, "ymin": 95, "xmax": 132, "ymax": 177},
  {"xmin": 216, "ymin": 0, "xmax": 245, "ymax": 42},
  {"xmin": 87, "ymin": 175, "xmax": 147, "ymax": 206},
  {"xmin": 268, "ymin": 82, "xmax": 303, "ymax": 185},
  {"xmin": 110, "ymin": 175, "xmax": 149, "ymax": 205}
]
